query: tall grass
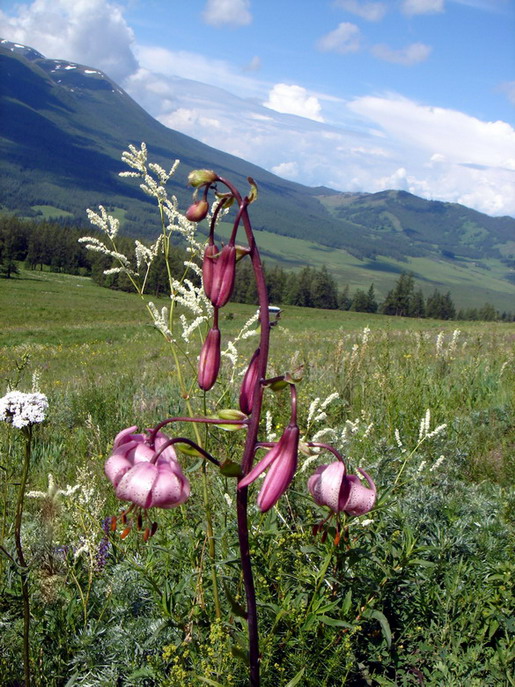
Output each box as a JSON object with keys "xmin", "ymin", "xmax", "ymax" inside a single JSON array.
[{"xmin": 1, "ymin": 270, "xmax": 514, "ymax": 686}]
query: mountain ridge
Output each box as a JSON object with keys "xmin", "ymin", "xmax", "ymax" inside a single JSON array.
[{"xmin": 1, "ymin": 39, "xmax": 514, "ymax": 309}]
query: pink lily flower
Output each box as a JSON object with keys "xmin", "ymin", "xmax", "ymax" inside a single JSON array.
[
  {"xmin": 308, "ymin": 462, "xmax": 376, "ymax": 516},
  {"xmin": 105, "ymin": 426, "xmax": 190, "ymax": 509},
  {"xmin": 238, "ymin": 423, "xmax": 299, "ymax": 512}
]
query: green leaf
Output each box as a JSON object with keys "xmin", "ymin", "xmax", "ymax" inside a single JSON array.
[
  {"xmin": 197, "ymin": 677, "xmax": 227, "ymax": 687},
  {"xmin": 175, "ymin": 441, "xmax": 203, "ymax": 457},
  {"xmin": 223, "ymin": 580, "xmax": 248, "ymax": 619},
  {"xmin": 368, "ymin": 609, "xmax": 392, "ymax": 648},
  {"xmin": 220, "ymin": 460, "xmax": 243, "ymax": 477},
  {"xmin": 318, "ymin": 615, "xmax": 354, "ymax": 629},
  {"xmin": 342, "ymin": 588, "xmax": 352, "ymax": 615},
  {"xmin": 285, "ymin": 668, "xmax": 305, "ymax": 687}
]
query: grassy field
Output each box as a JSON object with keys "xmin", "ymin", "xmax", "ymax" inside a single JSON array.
[{"xmin": 1, "ymin": 268, "xmax": 514, "ymax": 686}]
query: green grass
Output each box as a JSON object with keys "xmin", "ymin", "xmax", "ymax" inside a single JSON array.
[{"xmin": 1, "ymin": 268, "xmax": 514, "ymax": 686}]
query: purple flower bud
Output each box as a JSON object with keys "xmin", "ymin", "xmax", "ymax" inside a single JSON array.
[
  {"xmin": 238, "ymin": 423, "xmax": 299, "ymax": 512},
  {"xmin": 104, "ymin": 427, "xmax": 190, "ymax": 510},
  {"xmin": 186, "ymin": 200, "xmax": 209, "ymax": 222},
  {"xmin": 308, "ymin": 462, "xmax": 376, "ymax": 516},
  {"xmin": 239, "ymin": 348, "xmax": 261, "ymax": 415},
  {"xmin": 202, "ymin": 243, "xmax": 219, "ymax": 301},
  {"xmin": 210, "ymin": 244, "xmax": 236, "ymax": 308},
  {"xmin": 198, "ymin": 326, "xmax": 221, "ymax": 391}
]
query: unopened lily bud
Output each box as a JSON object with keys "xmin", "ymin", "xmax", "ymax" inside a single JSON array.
[
  {"xmin": 202, "ymin": 243, "xmax": 219, "ymax": 300},
  {"xmin": 198, "ymin": 326, "xmax": 221, "ymax": 391},
  {"xmin": 239, "ymin": 348, "xmax": 261, "ymax": 415},
  {"xmin": 210, "ymin": 244, "xmax": 236, "ymax": 308},
  {"xmin": 188, "ymin": 169, "xmax": 217, "ymax": 187},
  {"xmin": 185, "ymin": 200, "xmax": 209, "ymax": 222}
]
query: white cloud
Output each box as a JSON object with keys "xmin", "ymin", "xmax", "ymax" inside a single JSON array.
[
  {"xmin": 202, "ymin": 0, "xmax": 252, "ymax": 27},
  {"xmin": 264, "ymin": 84, "xmax": 325, "ymax": 122},
  {"xmin": 133, "ymin": 45, "xmax": 265, "ymax": 99},
  {"xmin": 0, "ymin": 0, "xmax": 137, "ymax": 82},
  {"xmin": 402, "ymin": 0, "xmax": 445, "ymax": 14},
  {"xmin": 317, "ymin": 22, "xmax": 361, "ymax": 54},
  {"xmin": 333, "ymin": 0, "xmax": 388, "ymax": 21},
  {"xmin": 347, "ymin": 94, "xmax": 515, "ymax": 214},
  {"xmin": 271, "ymin": 161, "xmax": 300, "ymax": 179},
  {"xmin": 372, "ymin": 42, "xmax": 432, "ymax": 65}
]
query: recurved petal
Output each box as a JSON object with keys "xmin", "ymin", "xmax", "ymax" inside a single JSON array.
[
  {"xmin": 311, "ymin": 461, "xmax": 346, "ymax": 512},
  {"xmin": 113, "ymin": 425, "xmax": 139, "ymax": 448},
  {"xmin": 342, "ymin": 469, "xmax": 377, "ymax": 516},
  {"xmin": 105, "ymin": 451, "xmax": 134, "ymax": 487},
  {"xmin": 115, "ymin": 462, "xmax": 158, "ymax": 508},
  {"xmin": 150, "ymin": 462, "xmax": 190, "ymax": 509}
]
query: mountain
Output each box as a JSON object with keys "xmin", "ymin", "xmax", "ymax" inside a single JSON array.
[{"xmin": 1, "ymin": 39, "xmax": 514, "ymax": 309}]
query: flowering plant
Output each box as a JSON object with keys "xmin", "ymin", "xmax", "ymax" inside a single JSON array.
[{"xmin": 82, "ymin": 147, "xmax": 376, "ymax": 686}]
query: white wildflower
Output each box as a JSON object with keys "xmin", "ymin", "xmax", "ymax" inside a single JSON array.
[
  {"xmin": 265, "ymin": 410, "xmax": 277, "ymax": 442},
  {"xmin": 148, "ymin": 302, "xmax": 174, "ymax": 341},
  {"xmin": 430, "ymin": 455, "xmax": 445, "ymax": 472},
  {"xmin": 321, "ymin": 392, "xmax": 339, "ymax": 410},
  {"xmin": 417, "ymin": 460, "xmax": 427, "ymax": 473},
  {"xmin": 0, "ymin": 390, "xmax": 48, "ymax": 428},
  {"xmin": 221, "ymin": 340, "xmax": 238, "ymax": 366},
  {"xmin": 31, "ymin": 369, "xmax": 41, "ymax": 393},
  {"xmin": 180, "ymin": 314, "xmax": 207, "ymax": 344},
  {"xmin": 86, "ymin": 206, "xmax": 119, "ymax": 239},
  {"xmin": 360, "ymin": 519, "xmax": 374, "ymax": 527},
  {"xmin": 26, "ymin": 473, "xmax": 80, "ymax": 500},
  {"xmin": 394, "ymin": 428, "xmax": 403, "ymax": 448},
  {"xmin": 435, "ymin": 331, "xmax": 444, "ymax": 356},
  {"xmin": 425, "ymin": 424, "xmax": 447, "ymax": 440}
]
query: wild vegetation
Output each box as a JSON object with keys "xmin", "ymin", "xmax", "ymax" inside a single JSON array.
[{"xmin": 1, "ymin": 149, "xmax": 514, "ymax": 686}]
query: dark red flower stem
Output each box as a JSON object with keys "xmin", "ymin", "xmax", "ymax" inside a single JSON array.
[
  {"xmin": 306, "ymin": 442, "xmax": 346, "ymax": 464},
  {"xmin": 215, "ymin": 176, "xmax": 270, "ymax": 687}
]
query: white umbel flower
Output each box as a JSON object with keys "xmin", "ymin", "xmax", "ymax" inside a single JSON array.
[{"xmin": 0, "ymin": 391, "xmax": 48, "ymax": 428}]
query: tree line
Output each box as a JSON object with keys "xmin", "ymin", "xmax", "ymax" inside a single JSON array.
[{"xmin": 1, "ymin": 216, "xmax": 513, "ymax": 322}]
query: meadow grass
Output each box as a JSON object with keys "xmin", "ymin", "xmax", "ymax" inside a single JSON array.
[{"xmin": 1, "ymin": 268, "xmax": 514, "ymax": 686}]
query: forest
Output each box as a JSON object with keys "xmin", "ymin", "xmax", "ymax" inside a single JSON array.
[{"xmin": 1, "ymin": 215, "xmax": 512, "ymax": 322}]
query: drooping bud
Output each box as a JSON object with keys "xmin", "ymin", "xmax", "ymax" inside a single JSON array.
[
  {"xmin": 185, "ymin": 200, "xmax": 209, "ymax": 222},
  {"xmin": 187, "ymin": 169, "xmax": 218, "ymax": 187},
  {"xmin": 210, "ymin": 244, "xmax": 236, "ymax": 308},
  {"xmin": 202, "ymin": 243, "xmax": 219, "ymax": 300},
  {"xmin": 198, "ymin": 326, "xmax": 221, "ymax": 391},
  {"xmin": 239, "ymin": 348, "xmax": 261, "ymax": 415}
]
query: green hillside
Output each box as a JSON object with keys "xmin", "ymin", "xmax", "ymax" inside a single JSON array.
[{"xmin": 1, "ymin": 39, "xmax": 515, "ymax": 310}]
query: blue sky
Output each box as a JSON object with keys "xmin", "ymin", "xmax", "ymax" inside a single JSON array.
[{"xmin": 1, "ymin": 0, "xmax": 514, "ymax": 216}]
